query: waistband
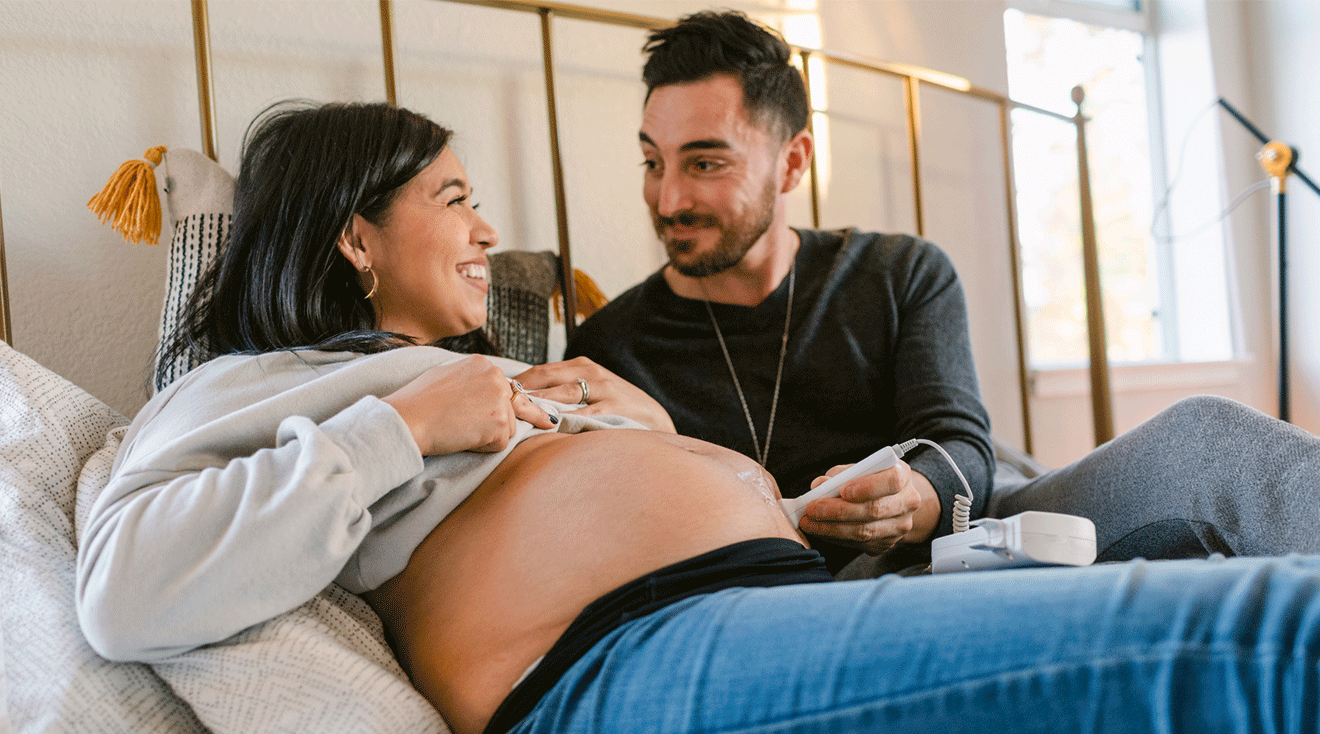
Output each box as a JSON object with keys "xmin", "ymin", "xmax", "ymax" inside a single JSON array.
[{"xmin": 482, "ymin": 537, "xmax": 832, "ymax": 734}]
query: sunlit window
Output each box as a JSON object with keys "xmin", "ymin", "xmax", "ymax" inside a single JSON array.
[{"xmin": 1005, "ymin": 7, "xmax": 1163, "ymax": 366}]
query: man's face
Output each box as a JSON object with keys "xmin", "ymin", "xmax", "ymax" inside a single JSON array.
[{"xmin": 640, "ymin": 74, "xmax": 782, "ymax": 277}]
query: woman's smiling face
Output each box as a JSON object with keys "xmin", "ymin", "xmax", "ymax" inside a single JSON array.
[{"xmin": 349, "ymin": 147, "xmax": 499, "ymax": 343}]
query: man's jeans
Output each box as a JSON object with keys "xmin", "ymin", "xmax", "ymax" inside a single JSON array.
[{"xmin": 509, "ymin": 554, "xmax": 1320, "ymax": 733}]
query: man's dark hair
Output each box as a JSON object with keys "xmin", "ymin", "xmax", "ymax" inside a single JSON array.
[
  {"xmin": 642, "ymin": 10, "xmax": 809, "ymax": 141},
  {"xmin": 158, "ymin": 100, "xmax": 496, "ymax": 388}
]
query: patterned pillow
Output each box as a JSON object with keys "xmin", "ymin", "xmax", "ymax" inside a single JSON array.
[
  {"xmin": 156, "ymin": 149, "xmax": 232, "ymax": 392},
  {"xmin": 488, "ymin": 250, "xmax": 558, "ymax": 365},
  {"xmin": 0, "ymin": 341, "xmax": 206, "ymax": 733}
]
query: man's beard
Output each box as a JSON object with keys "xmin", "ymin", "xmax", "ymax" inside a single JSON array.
[{"xmin": 654, "ymin": 178, "xmax": 777, "ymax": 278}]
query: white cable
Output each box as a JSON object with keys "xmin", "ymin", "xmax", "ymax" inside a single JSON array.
[
  {"xmin": 1150, "ymin": 98, "xmax": 1271, "ymax": 245},
  {"xmin": 895, "ymin": 438, "xmax": 974, "ymax": 534},
  {"xmin": 1150, "ymin": 98, "xmax": 1219, "ymax": 238},
  {"xmin": 1155, "ymin": 179, "xmax": 1271, "ymax": 244}
]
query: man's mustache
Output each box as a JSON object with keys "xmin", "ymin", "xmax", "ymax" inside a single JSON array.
[{"xmin": 656, "ymin": 210, "xmax": 720, "ymax": 229}]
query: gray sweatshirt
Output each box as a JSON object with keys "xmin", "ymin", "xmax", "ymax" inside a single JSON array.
[{"xmin": 75, "ymin": 346, "xmax": 639, "ymax": 662}]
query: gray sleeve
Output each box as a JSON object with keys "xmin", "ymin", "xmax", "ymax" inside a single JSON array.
[
  {"xmin": 75, "ymin": 395, "xmax": 424, "ymax": 663},
  {"xmin": 891, "ymin": 243, "xmax": 995, "ymax": 537}
]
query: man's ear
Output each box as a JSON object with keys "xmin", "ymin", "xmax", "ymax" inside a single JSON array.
[
  {"xmin": 335, "ymin": 214, "xmax": 369, "ymax": 271},
  {"xmin": 780, "ymin": 129, "xmax": 814, "ymax": 194}
]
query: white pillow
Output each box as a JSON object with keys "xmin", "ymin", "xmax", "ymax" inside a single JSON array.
[
  {"xmin": 0, "ymin": 341, "xmax": 206, "ymax": 733},
  {"xmin": 151, "ymin": 585, "xmax": 447, "ymax": 734},
  {"xmin": 3, "ymin": 340, "xmax": 450, "ymax": 733}
]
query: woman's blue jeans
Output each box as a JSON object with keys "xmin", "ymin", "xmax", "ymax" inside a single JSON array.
[{"xmin": 509, "ymin": 555, "xmax": 1320, "ymax": 733}]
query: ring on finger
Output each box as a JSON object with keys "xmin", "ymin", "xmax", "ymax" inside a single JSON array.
[
  {"xmin": 509, "ymin": 379, "xmax": 530, "ymax": 403},
  {"xmin": 577, "ymin": 378, "xmax": 590, "ymax": 404}
]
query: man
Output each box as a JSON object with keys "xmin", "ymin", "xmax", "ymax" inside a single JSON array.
[{"xmin": 563, "ymin": 10, "xmax": 1320, "ymax": 574}]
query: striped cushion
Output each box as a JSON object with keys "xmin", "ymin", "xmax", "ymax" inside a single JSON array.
[{"xmin": 156, "ymin": 210, "xmax": 229, "ymax": 391}]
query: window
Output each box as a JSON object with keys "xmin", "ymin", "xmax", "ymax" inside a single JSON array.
[{"xmin": 1004, "ymin": 0, "xmax": 1236, "ymax": 368}]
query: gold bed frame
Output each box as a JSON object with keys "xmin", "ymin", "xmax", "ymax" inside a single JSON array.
[{"xmin": 0, "ymin": 0, "xmax": 1116, "ymax": 452}]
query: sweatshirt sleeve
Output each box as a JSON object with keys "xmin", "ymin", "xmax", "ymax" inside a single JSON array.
[{"xmin": 76, "ymin": 394, "xmax": 423, "ymax": 663}]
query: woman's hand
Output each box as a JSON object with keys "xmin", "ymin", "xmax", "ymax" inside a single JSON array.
[
  {"xmin": 514, "ymin": 357, "xmax": 676, "ymax": 433},
  {"xmin": 383, "ymin": 356, "xmax": 556, "ymax": 456}
]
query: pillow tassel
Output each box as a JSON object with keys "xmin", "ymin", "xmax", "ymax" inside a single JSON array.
[
  {"xmin": 552, "ymin": 268, "xmax": 610, "ymax": 323},
  {"xmin": 87, "ymin": 145, "xmax": 167, "ymax": 245}
]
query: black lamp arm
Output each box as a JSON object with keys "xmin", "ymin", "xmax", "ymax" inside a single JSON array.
[{"xmin": 1218, "ymin": 97, "xmax": 1320, "ymax": 197}]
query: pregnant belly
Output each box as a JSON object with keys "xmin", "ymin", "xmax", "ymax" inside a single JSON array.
[{"xmin": 365, "ymin": 428, "xmax": 805, "ymax": 734}]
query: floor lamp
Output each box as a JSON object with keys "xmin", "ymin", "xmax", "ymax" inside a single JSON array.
[{"xmin": 1218, "ymin": 98, "xmax": 1320, "ymax": 423}]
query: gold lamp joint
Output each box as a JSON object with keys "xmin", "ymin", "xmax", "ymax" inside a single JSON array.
[{"xmin": 1258, "ymin": 141, "xmax": 1294, "ymax": 193}]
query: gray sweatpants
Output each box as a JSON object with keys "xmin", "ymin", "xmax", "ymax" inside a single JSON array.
[
  {"xmin": 990, "ymin": 394, "xmax": 1320, "ymax": 561},
  {"xmin": 838, "ymin": 394, "xmax": 1320, "ymax": 579}
]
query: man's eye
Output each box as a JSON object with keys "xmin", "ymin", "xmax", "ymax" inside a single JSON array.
[
  {"xmin": 693, "ymin": 160, "xmax": 721, "ymax": 172},
  {"xmin": 641, "ymin": 159, "xmax": 659, "ymax": 171},
  {"xmin": 447, "ymin": 194, "xmax": 469, "ymax": 207}
]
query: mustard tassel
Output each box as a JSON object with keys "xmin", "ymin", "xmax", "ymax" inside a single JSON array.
[
  {"xmin": 87, "ymin": 145, "xmax": 167, "ymax": 245},
  {"xmin": 552, "ymin": 268, "xmax": 610, "ymax": 323}
]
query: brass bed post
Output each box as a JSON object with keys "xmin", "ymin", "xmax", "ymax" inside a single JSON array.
[
  {"xmin": 0, "ymin": 191, "xmax": 11, "ymax": 345},
  {"xmin": 903, "ymin": 76, "xmax": 925, "ymax": 237},
  {"xmin": 380, "ymin": 0, "xmax": 399, "ymax": 106},
  {"xmin": 798, "ymin": 49, "xmax": 821, "ymax": 230},
  {"xmin": 191, "ymin": 0, "xmax": 219, "ymax": 161},
  {"xmin": 1072, "ymin": 86, "xmax": 1114, "ymax": 445},
  {"xmin": 538, "ymin": 7, "xmax": 577, "ymax": 335},
  {"xmin": 999, "ymin": 101, "xmax": 1033, "ymax": 455}
]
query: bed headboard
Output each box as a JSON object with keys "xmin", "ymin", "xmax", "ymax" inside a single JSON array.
[{"xmin": 0, "ymin": 0, "xmax": 1115, "ymax": 454}]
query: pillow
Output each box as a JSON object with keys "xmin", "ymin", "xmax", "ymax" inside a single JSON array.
[
  {"xmin": 1, "ymin": 336, "xmax": 450, "ymax": 733},
  {"xmin": 488, "ymin": 250, "xmax": 558, "ymax": 365},
  {"xmin": 157, "ymin": 148, "xmax": 233, "ymax": 391},
  {"xmin": 149, "ymin": 585, "xmax": 446, "ymax": 734},
  {"xmin": 0, "ymin": 341, "xmax": 207, "ymax": 733}
]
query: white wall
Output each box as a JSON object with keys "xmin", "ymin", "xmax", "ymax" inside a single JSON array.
[
  {"xmin": 0, "ymin": 0, "xmax": 1302, "ymax": 471},
  {"xmin": 1215, "ymin": 0, "xmax": 1320, "ymax": 434}
]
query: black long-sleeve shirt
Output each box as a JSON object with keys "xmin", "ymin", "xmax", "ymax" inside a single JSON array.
[{"xmin": 567, "ymin": 228, "xmax": 994, "ymax": 572}]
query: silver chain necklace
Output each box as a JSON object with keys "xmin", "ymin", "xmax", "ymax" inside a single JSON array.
[{"xmin": 701, "ymin": 263, "xmax": 795, "ymax": 468}]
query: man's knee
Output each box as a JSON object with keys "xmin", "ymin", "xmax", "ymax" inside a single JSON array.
[{"xmin": 1150, "ymin": 394, "xmax": 1261, "ymax": 433}]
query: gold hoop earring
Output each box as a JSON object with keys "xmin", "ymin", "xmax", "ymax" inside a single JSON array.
[{"xmin": 363, "ymin": 267, "xmax": 378, "ymax": 300}]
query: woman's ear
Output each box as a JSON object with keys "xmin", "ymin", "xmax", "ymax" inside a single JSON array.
[{"xmin": 335, "ymin": 214, "xmax": 370, "ymax": 271}]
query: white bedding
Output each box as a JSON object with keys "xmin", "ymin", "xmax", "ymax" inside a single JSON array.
[{"xmin": 0, "ymin": 341, "xmax": 448, "ymax": 733}]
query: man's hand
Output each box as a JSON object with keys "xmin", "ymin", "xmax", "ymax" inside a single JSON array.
[{"xmin": 797, "ymin": 462, "xmax": 941, "ymax": 555}]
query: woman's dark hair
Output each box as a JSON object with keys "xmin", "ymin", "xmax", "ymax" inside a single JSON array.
[
  {"xmin": 158, "ymin": 100, "xmax": 498, "ymax": 387},
  {"xmin": 642, "ymin": 10, "xmax": 809, "ymax": 142}
]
